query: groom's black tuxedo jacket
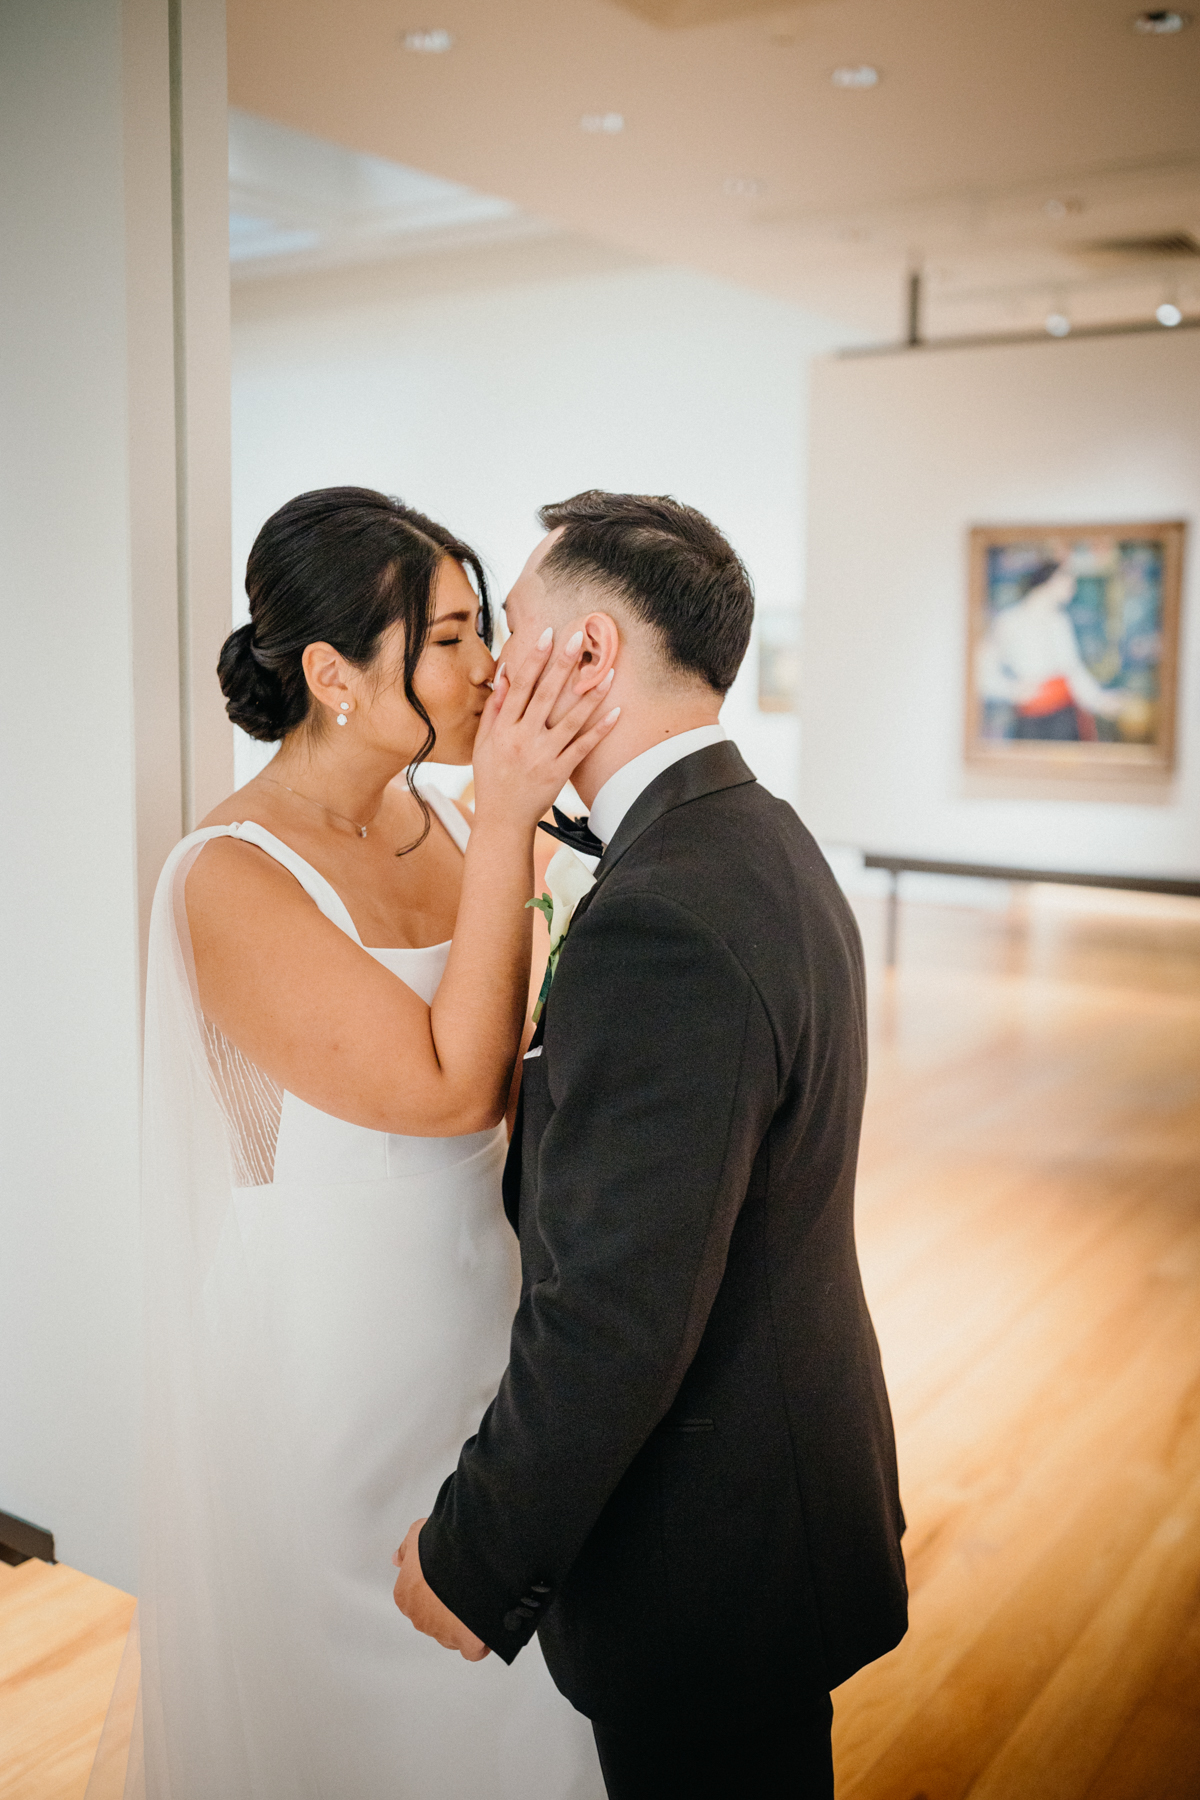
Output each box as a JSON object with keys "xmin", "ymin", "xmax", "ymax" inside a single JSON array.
[{"xmin": 420, "ymin": 741, "xmax": 907, "ymax": 1725}]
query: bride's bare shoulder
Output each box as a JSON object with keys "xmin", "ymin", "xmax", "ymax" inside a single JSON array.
[{"xmin": 185, "ymin": 785, "xmax": 300, "ymax": 923}]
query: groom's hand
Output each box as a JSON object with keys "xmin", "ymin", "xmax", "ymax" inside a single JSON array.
[{"xmin": 392, "ymin": 1519, "xmax": 490, "ymax": 1662}]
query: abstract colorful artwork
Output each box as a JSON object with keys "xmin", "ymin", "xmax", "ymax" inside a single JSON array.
[{"xmin": 965, "ymin": 521, "xmax": 1184, "ymax": 776}]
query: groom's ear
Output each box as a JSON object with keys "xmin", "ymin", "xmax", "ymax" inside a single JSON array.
[{"xmin": 575, "ymin": 612, "xmax": 620, "ymax": 692}]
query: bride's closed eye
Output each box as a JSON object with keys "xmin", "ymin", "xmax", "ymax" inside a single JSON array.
[{"xmin": 432, "ymin": 606, "xmax": 484, "ymax": 649}]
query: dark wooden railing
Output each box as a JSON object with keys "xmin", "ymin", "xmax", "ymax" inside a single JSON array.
[{"xmin": 862, "ymin": 853, "xmax": 1200, "ymax": 967}]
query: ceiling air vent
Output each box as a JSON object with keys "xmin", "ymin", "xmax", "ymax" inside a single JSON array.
[{"xmin": 1081, "ymin": 233, "xmax": 1200, "ymax": 258}]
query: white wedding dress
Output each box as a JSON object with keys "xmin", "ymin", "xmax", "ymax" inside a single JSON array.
[{"xmin": 114, "ymin": 785, "xmax": 604, "ymax": 1800}]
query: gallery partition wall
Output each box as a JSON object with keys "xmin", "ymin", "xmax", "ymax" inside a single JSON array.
[{"xmin": 800, "ymin": 326, "xmax": 1200, "ymax": 880}]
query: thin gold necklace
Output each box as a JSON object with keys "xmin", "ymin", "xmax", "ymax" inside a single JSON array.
[{"xmin": 260, "ymin": 774, "xmax": 382, "ymax": 840}]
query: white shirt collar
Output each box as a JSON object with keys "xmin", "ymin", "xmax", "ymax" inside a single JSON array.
[{"xmin": 586, "ymin": 723, "xmax": 727, "ymax": 851}]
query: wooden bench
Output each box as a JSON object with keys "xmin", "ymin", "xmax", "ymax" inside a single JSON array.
[{"xmin": 862, "ymin": 852, "xmax": 1200, "ymax": 966}]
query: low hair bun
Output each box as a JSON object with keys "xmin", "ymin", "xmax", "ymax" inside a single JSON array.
[{"xmin": 217, "ymin": 621, "xmax": 305, "ymax": 742}]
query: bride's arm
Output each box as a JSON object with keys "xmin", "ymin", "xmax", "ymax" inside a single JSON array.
[
  {"xmin": 186, "ymin": 634, "xmax": 617, "ymax": 1137},
  {"xmin": 423, "ymin": 634, "xmax": 612, "ymax": 1130}
]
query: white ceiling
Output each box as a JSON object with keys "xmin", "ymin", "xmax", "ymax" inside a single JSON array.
[
  {"xmin": 228, "ymin": 0, "xmax": 1200, "ymax": 338},
  {"xmin": 228, "ymin": 109, "xmax": 553, "ymax": 276}
]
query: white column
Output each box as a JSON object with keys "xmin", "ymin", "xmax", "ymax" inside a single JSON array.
[
  {"xmin": 172, "ymin": 0, "xmax": 235, "ymax": 829},
  {"xmin": 0, "ymin": 0, "xmax": 230, "ymax": 1591},
  {"xmin": 126, "ymin": 0, "xmax": 187, "ymax": 944}
]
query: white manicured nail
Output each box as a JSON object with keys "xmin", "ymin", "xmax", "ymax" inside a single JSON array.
[
  {"xmin": 565, "ymin": 631, "xmax": 583, "ymax": 656},
  {"xmin": 601, "ymin": 668, "xmax": 615, "ymax": 687},
  {"xmin": 496, "ymin": 663, "xmax": 506, "ymax": 682},
  {"xmin": 537, "ymin": 627, "xmax": 554, "ymax": 650},
  {"xmin": 605, "ymin": 707, "xmax": 621, "ymax": 722}
]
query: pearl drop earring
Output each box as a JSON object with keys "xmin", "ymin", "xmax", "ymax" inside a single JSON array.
[{"xmin": 337, "ymin": 702, "xmax": 350, "ymax": 727}]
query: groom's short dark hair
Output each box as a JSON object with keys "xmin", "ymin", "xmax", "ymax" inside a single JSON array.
[{"xmin": 536, "ymin": 491, "xmax": 754, "ymax": 695}]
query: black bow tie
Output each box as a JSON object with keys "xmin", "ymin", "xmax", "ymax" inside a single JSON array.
[{"xmin": 537, "ymin": 805, "xmax": 605, "ymax": 860}]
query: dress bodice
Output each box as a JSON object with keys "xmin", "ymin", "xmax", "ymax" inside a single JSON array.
[
  {"xmin": 202, "ymin": 785, "xmax": 498, "ymax": 1186},
  {"xmin": 274, "ymin": 931, "xmax": 498, "ymax": 1183}
]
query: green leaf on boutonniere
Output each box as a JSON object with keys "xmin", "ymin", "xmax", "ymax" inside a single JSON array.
[
  {"xmin": 531, "ymin": 957, "xmax": 556, "ymax": 1026},
  {"xmin": 527, "ymin": 891, "xmax": 557, "ymax": 1025}
]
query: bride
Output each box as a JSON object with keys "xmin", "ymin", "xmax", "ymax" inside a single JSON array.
[{"xmin": 127, "ymin": 487, "xmax": 616, "ymax": 1799}]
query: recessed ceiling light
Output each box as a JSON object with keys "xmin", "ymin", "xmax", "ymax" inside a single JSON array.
[
  {"xmin": 1044, "ymin": 197, "xmax": 1084, "ymax": 218},
  {"xmin": 1157, "ymin": 301, "xmax": 1184, "ymax": 325},
  {"xmin": 1132, "ymin": 9, "xmax": 1190, "ymax": 30},
  {"xmin": 831, "ymin": 65, "xmax": 880, "ymax": 88},
  {"xmin": 581, "ymin": 113, "xmax": 625, "ymax": 134},
  {"xmin": 403, "ymin": 28, "xmax": 453, "ymax": 53},
  {"xmin": 1045, "ymin": 311, "xmax": 1072, "ymax": 337},
  {"xmin": 723, "ymin": 176, "xmax": 766, "ymax": 197}
]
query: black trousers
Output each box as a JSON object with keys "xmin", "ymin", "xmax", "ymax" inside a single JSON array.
[{"xmin": 592, "ymin": 1693, "xmax": 834, "ymax": 1800}]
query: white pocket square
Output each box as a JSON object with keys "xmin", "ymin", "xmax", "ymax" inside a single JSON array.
[{"xmin": 523, "ymin": 1045, "xmax": 543, "ymax": 1061}]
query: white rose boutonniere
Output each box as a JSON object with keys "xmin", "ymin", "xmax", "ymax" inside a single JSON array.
[{"xmin": 526, "ymin": 845, "xmax": 597, "ymax": 1024}]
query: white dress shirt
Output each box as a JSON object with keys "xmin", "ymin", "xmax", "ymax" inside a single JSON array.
[{"xmin": 585, "ymin": 722, "xmax": 728, "ymax": 855}]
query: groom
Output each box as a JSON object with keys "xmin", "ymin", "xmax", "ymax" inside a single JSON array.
[{"xmin": 394, "ymin": 491, "xmax": 907, "ymax": 1795}]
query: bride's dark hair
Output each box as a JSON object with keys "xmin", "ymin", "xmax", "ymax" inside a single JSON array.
[{"xmin": 219, "ymin": 487, "xmax": 492, "ymax": 845}]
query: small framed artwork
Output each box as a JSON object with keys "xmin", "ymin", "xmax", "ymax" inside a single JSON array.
[
  {"xmin": 965, "ymin": 521, "xmax": 1185, "ymax": 777},
  {"xmin": 757, "ymin": 608, "xmax": 800, "ymax": 713}
]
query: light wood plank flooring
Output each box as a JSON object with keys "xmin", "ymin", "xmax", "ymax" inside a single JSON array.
[
  {"xmin": 0, "ymin": 1559, "xmax": 134, "ymax": 1800},
  {"xmin": 4, "ymin": 888, "xmax": 1197, "ymax": 1798},
  {"xmin": 834, "ymin": 888, "xmax": 1200, "ymax": 1800}
]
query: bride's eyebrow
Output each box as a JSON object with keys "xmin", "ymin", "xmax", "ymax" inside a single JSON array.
[{"xmin": 431, "ymin": 608, "xmax": 474, "ymax": 626}]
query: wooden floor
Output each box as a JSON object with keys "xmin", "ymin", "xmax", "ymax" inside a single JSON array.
[
  {"xmin": 0, "ymin": 1558, "xmax": 134, "ymax": 1800},
  {"xmin": 4, "ymin": 888, "xmax": 1198, "ymax": 1798},
  {"xmin": 834, "ymin": 887, "xmax": 1200, "ymax": 1800}
]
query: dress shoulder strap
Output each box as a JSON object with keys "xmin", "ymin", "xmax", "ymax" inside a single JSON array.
[
  {"xmin": 195, "ymin": 821, "xmax": 364, "ymax": 945},
  {"xmin": 422, "ymin": 783, "xmax": 471, "ymax": 854}
]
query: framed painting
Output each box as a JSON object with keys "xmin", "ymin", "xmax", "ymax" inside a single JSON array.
[
  {"xmin": 965, "ymin": 521, "xmax": 1185, "ymax": 777},
  {"xmin": 757, "ymin": 608, "xmax": 800, "ymax": 714}
]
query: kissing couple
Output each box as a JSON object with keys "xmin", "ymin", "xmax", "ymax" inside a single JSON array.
[{"xmin": 131, "ymin": 487, "xmax": 906, "ymax": 1800}]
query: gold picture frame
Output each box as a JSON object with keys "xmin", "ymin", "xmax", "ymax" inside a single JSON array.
[{"xmin": 965, "ymin": 520, "xmax": 1185, "ymax": 778}]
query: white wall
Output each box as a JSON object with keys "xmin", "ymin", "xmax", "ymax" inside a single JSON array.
[
  {"xmin": 0, "ymin": 0, "xmax": 142, "ymax": 1593},
  {"xmin": 231, "ymin": 244, "xmax": 846, "ymax": 802},
  {"xmin": 800, "ymin": 329, "xmax": 1200, "ymax": 876},
  {"xmin": 0, "ymin": 0, "xmax": 230, "ymax": 1593}
]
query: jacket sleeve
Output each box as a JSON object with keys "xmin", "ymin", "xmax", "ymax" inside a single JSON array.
[{"xmin": 417, "ymin": 887, "xmax": 780, "ymax": 1659}]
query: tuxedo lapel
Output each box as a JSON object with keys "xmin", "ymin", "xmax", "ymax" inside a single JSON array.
[
  {"xmin": 514, "ymin": 740, "xmax": 755, "ymax": 1208},
  {"xmin": 570, "ymin": 739, "xmax": 756, "ymax": 929}
]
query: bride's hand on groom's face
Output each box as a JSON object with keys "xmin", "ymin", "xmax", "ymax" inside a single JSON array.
[
  {"xmin": 392, "ymin": 1518, "xmax": 491, "ymax": 1662},
  {"xmin": 471, "ymin": 625, "xmax": 619, "ymax": 830}
]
